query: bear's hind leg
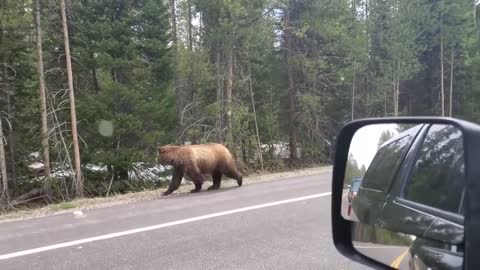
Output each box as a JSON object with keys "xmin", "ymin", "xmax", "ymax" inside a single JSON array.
[
  {"xmin": 191, "ymin": 181, "xmax": 203, "ymax": 193},
  {"xmin": 208, "ymin": 171, "xmax": 222, "ymax": 190}
]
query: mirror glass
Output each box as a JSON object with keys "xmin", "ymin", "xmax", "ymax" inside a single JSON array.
[{"xmin": 341, "ymin": 123, "xmax": 465, "ymax": 269}]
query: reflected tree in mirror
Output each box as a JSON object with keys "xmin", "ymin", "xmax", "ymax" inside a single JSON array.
[
  {"xmin": 345, "ymin": 153, "xmax": 366, "ymax": 187},
  {"xmin": 377, "ymin": 130, "xmax": 395, "ymax": 148},
  {"xmin": 404, "ymin": 125, "xmax": 465, "ymax": 214}
]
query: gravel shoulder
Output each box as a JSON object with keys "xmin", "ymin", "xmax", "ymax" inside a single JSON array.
[{"xmin": 0, "ymin": 165, "xmax": 332, "ymax": 223}]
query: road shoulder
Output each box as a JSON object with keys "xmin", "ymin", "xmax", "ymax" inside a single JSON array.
[{"xmin": 0, "ymin": 166, "xmax": 332, "ymax": 223}]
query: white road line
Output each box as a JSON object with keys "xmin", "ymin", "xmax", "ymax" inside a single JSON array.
[{"xmin": 0, "ymin": 192, "xmax": 331, "ymax": 260}]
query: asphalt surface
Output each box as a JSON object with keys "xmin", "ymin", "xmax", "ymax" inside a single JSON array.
[
  {"xmin": 341, "ymin": 190, "xmax": 409, "ymax": 269},
  {"xmin": 0, "ymin": 172, "xmax": 408, "ymax": 269}
]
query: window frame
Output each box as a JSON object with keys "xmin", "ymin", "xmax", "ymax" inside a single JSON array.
[
  {"xmin": 360, "ymin": 134, "xmax": 413, "ymax": 193},
  {"xmin": 400, "ymin": 124, "xmax": 466, "ymax": 221}
]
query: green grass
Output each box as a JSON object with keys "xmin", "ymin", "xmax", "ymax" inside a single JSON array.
[{"xmin": 49, "ymin": 202, "xmax": 76, "ymax": 211}]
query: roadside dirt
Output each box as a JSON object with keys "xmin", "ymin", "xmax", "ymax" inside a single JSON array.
[{"xmin": 0, "ymin": 166, "xmax": 332, "ymax": 223}]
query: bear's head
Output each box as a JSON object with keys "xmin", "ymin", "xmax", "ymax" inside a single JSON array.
[{"xmin": 157, "ymin": 145, "xmax": 178, "ymax": 166}]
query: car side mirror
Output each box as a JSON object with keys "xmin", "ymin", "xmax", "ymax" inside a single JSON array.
[{"xmin": 331, "ymin": 117, "xmax": 480, "ymax": 270}]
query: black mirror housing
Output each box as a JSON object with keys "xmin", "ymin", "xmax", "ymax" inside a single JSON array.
[{"xmin": 331, "ymin": 117, "xmax": 480, "ymax": 270}]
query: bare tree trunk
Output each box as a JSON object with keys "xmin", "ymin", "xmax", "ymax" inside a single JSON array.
[
  {"xmin": 384, "ymin": 87, "xmax": 387, "ymax": 117},
  {"xmin": 351, "ymin": 64, "xmax": 356, "ymax": 121},
  {"xmin": 247, "ymin": 55, "xmax": 264, "ymax": 171},
  {"xmin": 395, "ymin": 61, "xmax": 400, "ymax": 116},
  {"xmin": 474, "ymin": 0, "xmax": 477, "ymax": 28},
  {"xmin": 365, "ymin": 0, "xmax": 370, "ymax": 118},
  {"xmin": 449, "ymin": 48, "xmax": 454, "ymax": 117},
  {"xmin": 284, "ymin": 6, "xmax": 298, "ymax": 160},
  {"xmin": 225, "ymin": 46, "xmax": 233, "ymax": 144},
  {"xmin": 392, "ymin": 64, "xmax": 396, "ymax": 116},
  {"xmin": 35, "ymin": 0, "xmax": 51, "ymax": 178},
  {"xmin": 187, "ymin": 0, "xmax": 193, "ymax": 51},
  {"xmin": 48, "ymin": 93, "xmax": 73, "ymax": 198},
  {"xmin": 397, "ymin": 69, "xmax": 400, "ymax": 116},
  {"xmin": 186, "ymin": 0, "xmax": 197, "ymax": 144},
  {"xmin": 169, "ymin": 0, "xmax": 177, "ymax": 46},
  {"xmin": 7, "ymin": 94, "xmax": 16, "ymax": 184},
  {"xmin": 198, "ymin": 11, "xmax": 203, "ymax": 47},
  {"xmin": 440, "ymin": 8, "xmax": 445, "ymax": 116},
  {"xmin": 0, "ymin": 23, "xmax": 11, "ymax": 196},
  {"xmin": 90, "ymin": 52, "xmax": 100, "ymax": 94},
  {"xmin": 61, "ymin": 0, "xmax": 83, "ymax": 197},
  {"xmin": 216, "ymin": 50, "xmax": 224, "ymax": 143},
  {"xmin": 169, "ymin": 0, "xmax": 184, "ymax": 144},
  {"xmin": 0, "ymin": 118, "xmax": 8, "ymax": 201},
  {"xmin": 0, "ymin": 15, "xmax": 10, "ymax": 196}
]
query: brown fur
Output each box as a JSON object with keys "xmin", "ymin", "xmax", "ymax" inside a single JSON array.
[{"xmin": 158, "ymin": 143, "xmax": 243, "ymax": 195}]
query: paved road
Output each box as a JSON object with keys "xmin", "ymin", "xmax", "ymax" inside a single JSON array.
[
  {"xmin": 0, "ymin": 172, "xmax": 406, "ymax": 269},
  {"xmin": 340, "ymin": 189, "xmax": 409, "ymax": 269}
]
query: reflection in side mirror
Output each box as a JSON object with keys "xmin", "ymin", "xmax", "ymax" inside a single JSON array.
[{"xmin": 340, "ymin": 123, "xmax": 465, "ymax": 269}]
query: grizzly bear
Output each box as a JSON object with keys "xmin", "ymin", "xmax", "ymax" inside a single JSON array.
[{"xmin": 157, "ymin": 143, "xmax": 243, "ymax": 195}]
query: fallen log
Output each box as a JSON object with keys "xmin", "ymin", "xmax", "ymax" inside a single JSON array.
[{"xmin": 10, "ymin": 187, "xmax": 52, "ymax": 207}]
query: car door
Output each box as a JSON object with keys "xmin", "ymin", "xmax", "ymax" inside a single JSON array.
[
  {"xmin": 352, "ymin": 124, "xmax": 423, "ymax": 225},
  {"xmin": 381, "ymin": 124, "xmax": 465, "ymax": 269}
]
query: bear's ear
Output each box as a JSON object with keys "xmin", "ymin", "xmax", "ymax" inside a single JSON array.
[{"xmin": 157, "ymin": 145, "xmax": 173, "ymax": 155}]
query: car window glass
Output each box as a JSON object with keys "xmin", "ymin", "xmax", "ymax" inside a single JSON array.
[
  {"xmin": 404, "ymin": 125, "xmax": 465, "ymax": 213},
  {"xmin": 361, "ymin": 135, "xmax": 413, "ymax": 192}
]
